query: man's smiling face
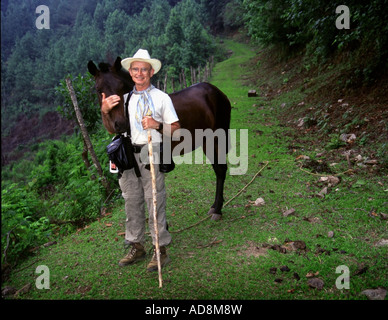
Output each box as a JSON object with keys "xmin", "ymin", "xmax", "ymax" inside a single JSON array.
[{"xmin": 129, "ymin": 61, "xmax": 154, "ymax": 91}]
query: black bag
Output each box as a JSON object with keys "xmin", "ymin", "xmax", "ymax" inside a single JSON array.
[
  {"xmin": 106, "ymin": 135, "xmax": 133, "ymax": 172},
  {"xmin": 106, "ymin": 92, "xmax": 141, "ymax": 178}
]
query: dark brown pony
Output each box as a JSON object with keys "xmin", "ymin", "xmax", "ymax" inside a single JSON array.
[{"xmin": 88, "ymin": 57, "xmax": 231, "ymax": 220}]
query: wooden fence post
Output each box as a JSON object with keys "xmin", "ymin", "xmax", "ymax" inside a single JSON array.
[
  {"xmin": 65, "ymin": 78, "xmax": 110, "ymax": 194},
  {"xmin": 179, "ymin": 72, "xmax": 183, "ymax": 90},
  {"xmin": 182, "ymin": 69, "xmax": 187, "ymax": 88},
  {"xmin": 190, "ymin": 66, "xmax": 194, "ymax": 84},
  {"xmin": 163, "ymin": 72, "xmax": 168, "ymax": 92}
]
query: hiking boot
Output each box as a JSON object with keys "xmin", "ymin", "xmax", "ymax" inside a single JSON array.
[
  {"xmin": 146, "ymin": 246, "xmax": 171, "ymax": 272},
  {"xmin": 119, "ymin": 243, "xmax": 146, "ymax": 266}
]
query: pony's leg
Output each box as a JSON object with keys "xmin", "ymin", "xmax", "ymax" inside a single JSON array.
[
  {"xmin": 207, "ymin": 162, "xmax": 227, "ymax": 220},
  {"xmin": 202, "ymin": 136, "xmax": 228, "ymax": 220}
]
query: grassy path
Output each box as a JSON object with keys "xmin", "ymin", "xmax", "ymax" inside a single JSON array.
[{"xmin": 4, "ymin": 39, "xmax": 387, "ymax": 301}]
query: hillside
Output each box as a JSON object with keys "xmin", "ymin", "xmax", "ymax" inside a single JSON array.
[
  {"xmin": 1, "ymin": 112, "xmax": 75, "ymax": 166},
  {"xmin": 245, "ymin": 41, "xmax": 388, "ymax": 173},
  {"xmin": 2, "ymin": 39, "xmax": 387, "ymax": 303}
]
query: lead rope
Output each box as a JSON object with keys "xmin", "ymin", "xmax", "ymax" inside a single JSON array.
[{"xmin": 170, "ymin": 161, "xmax": 269, "ymax": 234}]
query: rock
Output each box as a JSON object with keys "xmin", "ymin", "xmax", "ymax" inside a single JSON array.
[
  {"xmin": 340, "ymin": 133, "xmax": 356, "ymax": 143},
  {"xmin": 43, "ymin": 241, "xmax": 57, "ymax": 247},
  {"xmin": 254, "ymin": 197, "xmax": 265, "ymax": 206},
  {"xmin": 318, "ymin": 187, "xmax": 328, "ymax": 197},
  {"xmin": 374, "ymin": 239, "xmax": 388, "ymax": 247},
  {"xmin": 354, "ymin": 154, "xmax": 363, "ymax": 162},
  {"xmin": 328, "ymin": 176, "xmax": 340, "ymax": 186},
  {"xmin": 319, "ymin": 175, "xmax": 340, "ymax": 186},
  {"xmin": 328, "ymin": 231, "xmax": 334, "ymax": 238},
  {"xmin": 361, "ymin": 288, "xmax": 387, "ymax": 300},
  {"xmin": 2, "ymin": 286, "xmax": 17, "ymax": 297},
  {"xmin": 286, "ymin": 240, "xmax": 307, "ymax": 251},
  {"xmin": 283, "ymin": 208, "xmax": 296, "ymax": 217},
  {"xmin": 364, "ymin": 159, "xmax": 378, "ymax": 165},
  {"xmin": 248, "ymin": 90, "xmax": 257, "ymax": 97},
  {"xmin": 308, "ymin": 278, "xmax": 324, "ymax": 290}
]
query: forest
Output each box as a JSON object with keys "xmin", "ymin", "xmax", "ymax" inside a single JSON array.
[
  {"xmin": 1, "ymin": 0, "xmax": 387, "ymax": 269},
  {"xmin": 1, "ymin": 0, "xmax": 236, "ymax": 136}
]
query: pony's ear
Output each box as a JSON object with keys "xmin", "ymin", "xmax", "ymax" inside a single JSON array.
[
  {"xmin": 114, "ymin": 56, "xmax": 122, "ymax": 71},
  {"xmin": 87, "ymin": 61, "xmax": 98, "ymax": 76}
]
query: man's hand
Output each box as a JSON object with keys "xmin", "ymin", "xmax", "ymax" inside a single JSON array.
[
  {"xmin": 101, "ymin": 93, "xmax": 121, "ymax": 114},
  {"xmin": 142, "ymin": 116, "xmax": 160, "ymax": 130},
  {"xmin": 142, "ymin": 117, "xmax": 181, "ymax": 136}
]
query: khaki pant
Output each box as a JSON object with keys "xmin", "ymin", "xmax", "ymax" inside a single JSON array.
[{"xmin": 118, "ymin": 152, "xmax": 171, "ymax": 247}]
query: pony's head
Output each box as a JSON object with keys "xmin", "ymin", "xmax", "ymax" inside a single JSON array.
[{"xmin": 88, "ymin": 57, "xmax": 134, "ymax": 133}]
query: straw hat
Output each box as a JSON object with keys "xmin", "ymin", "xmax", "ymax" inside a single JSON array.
[{"xmin": 121, "ymin": 49, "xmax": 162, "ymax": 74}]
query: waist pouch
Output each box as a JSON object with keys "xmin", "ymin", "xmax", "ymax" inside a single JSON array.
[
  {"xmin": 159, "ymin": 143, "xmax": 175, "ymax": 173},
  {"xmin": 140, "ymin": 143, "xmax": 175, "ymax": 174}
]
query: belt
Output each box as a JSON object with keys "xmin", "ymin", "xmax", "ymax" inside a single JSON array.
[{"xmin": 132, "ymin": 144, "xmax": 145, "ymax": 153}]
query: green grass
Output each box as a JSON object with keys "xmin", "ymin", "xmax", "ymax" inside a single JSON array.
[{"xmin": 3, "ymin": 39, "xmax": 387, "ymax": 301}]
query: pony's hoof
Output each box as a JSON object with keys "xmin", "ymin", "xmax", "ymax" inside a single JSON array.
[
  {"xmin": 211, "ymin": 213, "xmax": 222, "ymax": 221},
  {"xmin": 207, "ymin": 207, "xmax": 216, "ymax": 215},
  {"xmin": 208, "ymin": 208, "xmax": 222, "ymax": 221}
]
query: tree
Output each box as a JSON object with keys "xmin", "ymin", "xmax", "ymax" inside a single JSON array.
[
  {"xmin": 223, "ymin": 0, "xmax": 245, "ymax": 31},
  {"xmin": 56, "ymin": 74, "xmax": 100, "ymax": 134},
  {"xmin": 104, "ymin": 9, "xmax": 130, "ymax": 57},
  {"xmin": 200, "ymin": 0, "xmax": 230, "ymax": 33},
  {"xmin": 165, "ymin": 7, "xmax": 184, "ymax": 46},
  {"xmin": 182, "ymin": 20, "xmax": 210, "ymax": 68},
  {"xmin": 148, "ymin": 0, "xmax": 171, "ymax": 37}
]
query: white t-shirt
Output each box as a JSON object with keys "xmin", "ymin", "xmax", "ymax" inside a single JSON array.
[{"xmin": 124, "ymin": 88, "xmax": 179, "ymax": 145}]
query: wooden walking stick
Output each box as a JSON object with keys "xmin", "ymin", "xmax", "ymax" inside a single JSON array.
[{"xmin": 147, "ymin": 129, "xmax": 163, "ymax": 288}]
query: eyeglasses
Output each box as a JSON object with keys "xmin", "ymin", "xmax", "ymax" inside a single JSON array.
[{"xmin": 130, "ymin": 67, "xmax": 151, "ymax": 74}]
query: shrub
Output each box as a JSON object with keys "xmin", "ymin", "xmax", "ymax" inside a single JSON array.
[
  {"xmin": 1, "ymin": 184, "xmax": 52, "ymax": 264},
  {"xmin": 243, "ymin": 0, "xmax": 388, "ymax": 82}
]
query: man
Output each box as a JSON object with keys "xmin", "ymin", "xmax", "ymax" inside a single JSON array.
[{"xmin": 101, "ymin": 49, "xmax": 180, "ymax": 271}]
